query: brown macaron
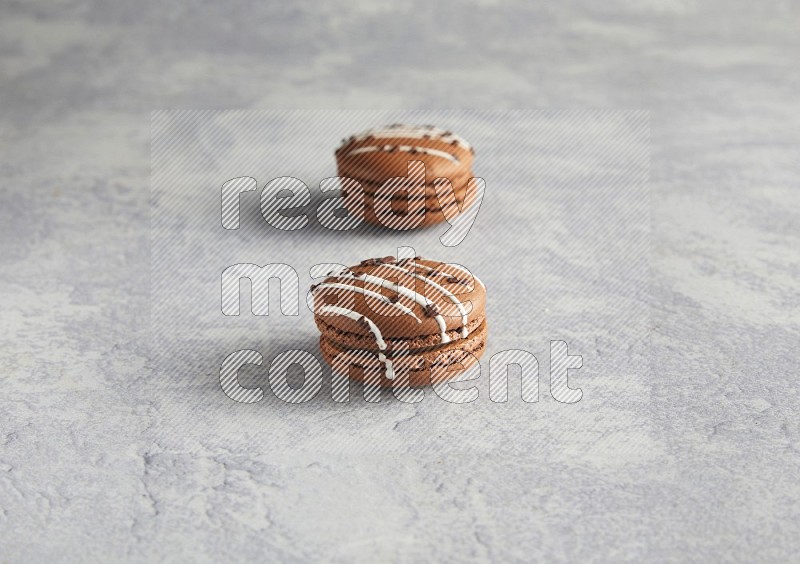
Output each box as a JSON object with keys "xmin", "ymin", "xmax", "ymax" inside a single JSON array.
[
  {"xmin": 342, "ymin": 184, "xmax": 471, "ymax": 229},
  {"xmin": 335, "ymin": 124, "xmax": 476, "ymax": 228},
  {"xmin": 312, "ymin": 256, "xmax": 487, "ymax": 387}
]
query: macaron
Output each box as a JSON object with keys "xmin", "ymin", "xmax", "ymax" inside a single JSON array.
[
  {"xmin": 335, "ymin": 124, "xmax": 476, "ymax": 229},
  {"xmin": 312, "ymin": 255, "xmax": 487, "ymax": 387}
]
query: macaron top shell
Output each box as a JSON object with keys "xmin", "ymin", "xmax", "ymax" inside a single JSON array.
[
  {"xmin": 335, "ymin": 124, "xmax": 474, "ymax": 184},
  {"xmin": 312, "ymin": 257, "xmax": 486, "ymax": 343}
]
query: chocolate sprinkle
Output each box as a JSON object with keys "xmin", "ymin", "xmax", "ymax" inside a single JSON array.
[{"xmin": 424, "ymin": 303, "xmax": 440, "ymax": 317}]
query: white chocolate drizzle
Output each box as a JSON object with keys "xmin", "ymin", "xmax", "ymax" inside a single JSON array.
[
  {"xmin": 342, "ymin": 124, "xmax": 472, "ymax": 151},
  {"xmin": 382, "ymin": 263, "xmax": 470, "ymax": 339},
  {"xmin": 318, "ymin": 305, "xmax": 394, "ymax": 379},
  {"xmin": 335, "ymin": 271, "xmax": 451, "ymax": 344},
  {"xmin": 347, "ymin": 144, "xmax": 459, "ymax": 164},
  {"xmin": 313, "ymin": 282, "xmax": 421, "ymax": 322},
  {"xmin": 315, "ymin": 260, "xmax": 483, "ymax": 373}
]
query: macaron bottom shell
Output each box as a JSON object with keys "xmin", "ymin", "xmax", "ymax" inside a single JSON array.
[
  {"xmin": 343, "ymin": 189, "xmax": 473, "ymax": 229},
  {"xmin": 319, "ymin": 320, "xmax": 487, "ymax": 389}
]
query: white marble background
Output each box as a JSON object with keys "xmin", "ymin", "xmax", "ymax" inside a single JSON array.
[{"xmin": 1, "ymin": 1, "xmax": 799, "ymax": 562}]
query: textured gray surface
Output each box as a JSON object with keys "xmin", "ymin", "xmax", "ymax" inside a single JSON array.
[
  {"xmin": 1, "ymin": 1, "xmax": 799, "ymax": 562},
  {"xmin": 150, "ymin": 109, "xmax": 649, "ymax": 454}
]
